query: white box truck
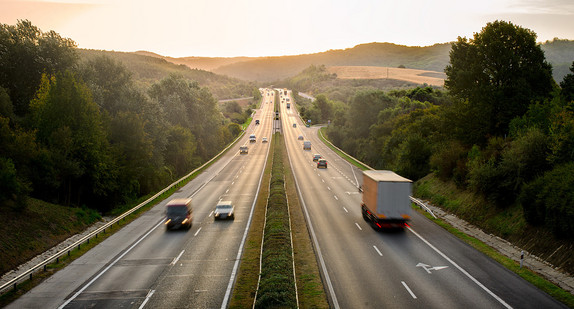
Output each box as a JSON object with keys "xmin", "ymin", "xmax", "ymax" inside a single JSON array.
[{"xmin": 361, "ymin": 170, "xmax": 412, "ymax": 229}]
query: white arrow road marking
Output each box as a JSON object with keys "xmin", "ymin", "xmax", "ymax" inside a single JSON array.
[{"xmin": 416, "ymin": 262, "xmax": 449, "ymax": 274}]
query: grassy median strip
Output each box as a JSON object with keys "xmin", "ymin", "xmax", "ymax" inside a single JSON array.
[{"xmin": 229, "ymin": 133, "xmax": 328, "ymax": 308}]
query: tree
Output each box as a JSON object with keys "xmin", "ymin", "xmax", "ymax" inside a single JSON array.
[
  {"xmin": 0, "ymin": 20, "xmax": 77, "ymax": 116},
  {"xmin": 560, "ymin": 61, "xmax": 574, "ymax": 103},
  {"xmin": 444, "ymin": 20, "xmax": 554, "ymax": 145},
  {"xmin": 29, "ymin": 72, "xmax": 116, "ymax": 208}
]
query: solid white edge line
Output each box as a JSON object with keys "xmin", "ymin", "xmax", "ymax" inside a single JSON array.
[
  {"xmin": 373, "ymin": 246, "xmax": 383, "ymax": 256},
  {"xmin": 170, "ymin": 250, "xmax": 185, "ymax": 265},
  {"xmin": 138, "ymin": 289, "xmax": 155, "ymax": 309},
  {"xmin": 407, "ymin": 226, "xmax": 512, "ymax": 309},
  {"xmin": 401, "ymin": 281, "xmax": 417, "ymax": 299},
  {"xmin": 58, "ymin": 219, "xmax": 165, "ymax": 309}
]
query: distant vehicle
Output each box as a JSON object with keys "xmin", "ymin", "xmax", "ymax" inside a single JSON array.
[
  {"xmin": 298, "ymin": 135, "xmax": 304, "ymax": 140},
  {"xmin": 361, "ymin": 170, "xmax": 412, "ymax": 229},
  {"xmin": 303, "ymin": 141, "xmax": 311, "ymax": 150},
  {"xmin": 249, "ymin": 134, "xmax": 256, "ymax": 143},
  {"xmin": 313, "ymin": 154, "xmax": 322, "ymax": 161},
  {"xmin": 165, "ymin": 198, "xmax": 192, "ymax": 230},
  {"xmin": 214, "ymin": 201, "xmax": 235, "ymax": 220},
  {"xmin": 286, "ymin": 103, "xmax": 290, "ymax": 108},
  {"xmin": 317, "ymin": 159, "xmax": 328, "ymax": 169},
  {"xmin": 255, "ymin": 119, "xmax": 260, "ymax": 125},
  {"xmin": 293, "ymin": 123, "xmax": 296, "ymax": 128},
  {"xmin": 305, "ymin": 124, "xmax": 310, "ymax": 128},
  {"xmin": 262, "ymin": 137, "xmax": 268, "ymax": 143},
  {"xmin": 284, "ymin": 90, "xmax": 287, "ymax": 96},
  {"xmin": 240, "ymin": 146, "xmax": 248, "ymax": 154}
]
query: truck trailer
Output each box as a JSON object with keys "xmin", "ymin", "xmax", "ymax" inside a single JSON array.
[{"xmin": 361, "ymin": 170, "xmax": 412, "ymax": 229}]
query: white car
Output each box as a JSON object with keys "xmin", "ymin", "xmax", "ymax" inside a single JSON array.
[
  {"xmin": 214, "ymin": 201, "xmax": 235, "ymax": 220},
  {"xmin": 262, "ymin": 137, "xmax": 268, "ymax": 143}
]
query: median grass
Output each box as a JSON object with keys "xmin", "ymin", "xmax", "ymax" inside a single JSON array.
[{"xmin": 229, "ymin": 133, "xmax": 328, "ymax": 308}]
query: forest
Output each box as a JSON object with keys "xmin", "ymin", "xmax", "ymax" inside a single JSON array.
[
  {"xmin": 293, "ymin": 21, "xmax": 574, "ymax": 240},
  {"xmin": 0, "ymin": 20, "xmax": 255, "ymax": 213}
]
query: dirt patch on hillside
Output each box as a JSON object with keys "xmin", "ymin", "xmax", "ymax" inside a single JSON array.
[{"xmin": 328, "ymin": 66, "xmax": 445, "ymax": 87}]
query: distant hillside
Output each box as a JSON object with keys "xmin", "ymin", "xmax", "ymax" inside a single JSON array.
[
  {"xmin": 134, "ymin": 51, "xmax": 250, "ymax": 71},
  {"xmin": 213, "ymin": 43, "xmax": 452, "ymax": 82},
  {"xmin": 78, "ymin": 49, "xmax": 255, "ymax": 100},
  {"xmin": 148, "ymin": 40, "xmax": 574, "ymax": 84}
]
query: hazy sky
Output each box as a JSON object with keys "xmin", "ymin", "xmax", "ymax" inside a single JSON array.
[{"xmin": 1, "ymin": 0, "xmax": 573, "ymax": 57}]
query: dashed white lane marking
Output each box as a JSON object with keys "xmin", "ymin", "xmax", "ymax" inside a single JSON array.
[
  {"xmin": 343, "ymin": 207, "xmax": 348, "ymax": 213},
  {"xmin": 138, "ymin": 289, "xmax": 155, "ymax": 309},
  {"xmin": 355, "ymin": 223, "xmax": 362, "ymax": 231},
  {"xmin": 373, "ymin": 246, "xmax": 383, "ymax": 256},
  {"xmin": 402, "ymin": 281, "xmax": 417, "ymax": 299},
  {"xmin": 171, "ymin": 250, "xmax": 185, "ymax": 265},
  {"xmin": 194, "ymin": 227, "xmax": 202, "ymax": 237}
]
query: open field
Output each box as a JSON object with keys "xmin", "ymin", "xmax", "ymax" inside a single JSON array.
[{"xmin": 327, "ymin": 66, "xmax": 446, "ymax": 87}]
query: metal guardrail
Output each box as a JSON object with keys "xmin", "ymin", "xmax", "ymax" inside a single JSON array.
[
  {"xmin": 318, "ymin": 128, "xmax": 436, "ymax": 219},
  {"xmin": 0, "ymin": 130, "xmax": 246, "ymax": 294},
  {"xmin": 409, "ymin": 196, "xmax": 437, "ymax": 219}
]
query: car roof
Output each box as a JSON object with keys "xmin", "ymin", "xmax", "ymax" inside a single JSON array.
[
  {"xmin": 167, "ymin": 198, "xmax": 191, "ymax": 206},
  {"xmin": 217, "ymin": 200, "xmax": 233, "ymax": 206}
]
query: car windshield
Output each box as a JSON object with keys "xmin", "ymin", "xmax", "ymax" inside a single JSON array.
[{"xmin": 167, "ymin": 205, "xmax": 187, "ymax": 216}]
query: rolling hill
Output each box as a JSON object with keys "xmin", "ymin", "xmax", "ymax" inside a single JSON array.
[{"xmin": 140, "ymin": 40, "xmax": 574, "ymax": 84}]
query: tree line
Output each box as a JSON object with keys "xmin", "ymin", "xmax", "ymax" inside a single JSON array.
[
  {"xmin": 301, "ymin": 21, "xmax": 574, "ymax": 238},
  {"xmin": 0, "ymin": 20, "xmax": 247, "ymax": 212}
]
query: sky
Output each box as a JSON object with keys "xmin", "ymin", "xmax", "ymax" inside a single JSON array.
[{"xmin": 1, "ymin": 0, "xmax": 574, "ymax": 58}]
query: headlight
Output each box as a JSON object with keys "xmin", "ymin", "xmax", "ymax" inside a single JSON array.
[
  {"xmin": 214, "ymin": 212, "xmax": 219, "ymax": 217},
  {"xmin": 165, "ymin": 219, "xmax": 171, "ymax": 225}
]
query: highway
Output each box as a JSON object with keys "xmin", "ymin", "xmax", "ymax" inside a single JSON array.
[
  {"xmin": 7, "ymin": 88, "xmax": 568, "ymax": 309},
  {"xmin": 7, "ymin": 90, "xmax": 276, "ymax": 309},
  {"xmin": 278, "ymin": 89, "xmax": 566, "ymax": 308}
]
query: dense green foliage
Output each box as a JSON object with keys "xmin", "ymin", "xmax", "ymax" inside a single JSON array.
[
  {"xmin": 0, "ymin": 21, "xmax": 243, "ymax": 212},
  {"xmin": 316, "ymin": 21, "xmax": 574, "ymax": 239},
  {"xmin": 255, "ymin": 134, "xmax": 297, "ymax": 309},
  {"xmin": 77, "ymin": 49, "xmax": 256, "ymax": 100}
]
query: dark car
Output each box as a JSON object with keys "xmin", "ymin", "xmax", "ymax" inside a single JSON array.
[
  {"xmin": 165, "ymin": 198, "xmax": 192, "ymax": 230},
  {"xmin": 317, "ymin": 159, "xmax": 328, "ymax": 169},
  {"xmin": 313, "ymin": 154, "xmax": 322, "ymax": 161},
  {"xmin": 255, "ymin": 119, "xmax": 260, "ymax": 125},
  {"xmin": 214, "ymin": 201, "xmax": 235, "ymax": 220}
]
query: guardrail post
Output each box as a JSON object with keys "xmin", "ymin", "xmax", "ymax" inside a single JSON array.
[
  {"xmin": 44, "ymin": 265, "xmax": 46, "ymax": 271},
  {"xmin": 30, "ymin": 274, "xmax": 32, "ymax": 280}
]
